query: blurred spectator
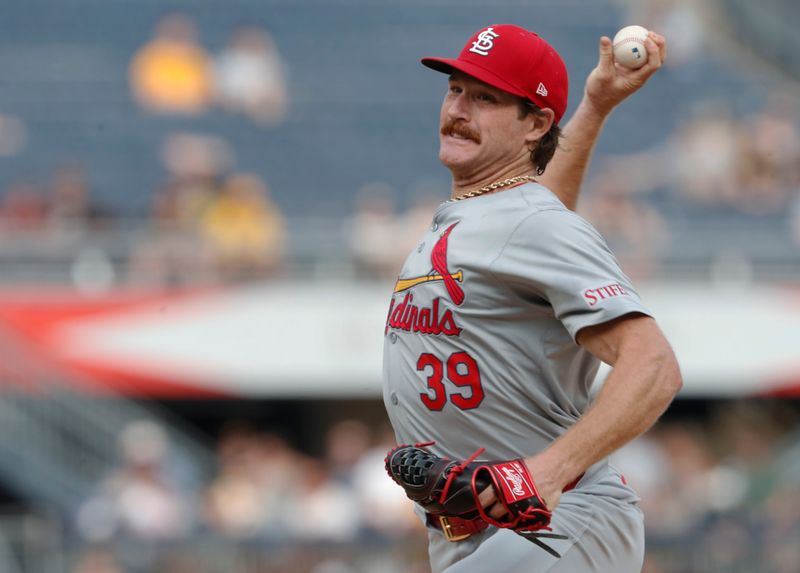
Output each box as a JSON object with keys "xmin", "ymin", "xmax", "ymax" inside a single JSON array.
[
  {"xmin": 579, "ymin": 172, "xmax": 669, "ymax": 280},
  {"xmin": 699, "ymin": 514, "xmax": 757, "ymax": 573},
  {"xmin": 214, "ymin": 27, "xmax": 289, "ymax": 125},
  {"xmin": 668, "ymin": 106, "xmax": 745, "ymax": 209},
  {"xmin": 613, "ymin": 423, "xmax": 721, "ymax": 535},
  {"xmin": 325, "ymin": 419, "xmax": 372, "ymax": 483},
  {"xmin": 76, "ymin": 420, "xmax": 194, "ymax": 542},
  {"xmin": 204, "ymin": 429, "xmax": 271, "ymax": 536},
  {"xmin": 161, "ymin": 132, "xmax": 234, "ymax": 181},
  {"xmin": 710, "ymin": 401, "xmax": 795, "ymax": 505},
  {"xmin": 347, "ymin": 182, "xmax": 404, "ymax": 280},
  {"xmin": 284, "ymin": 458, "xmax": 360, "ymax": 541},
  {"xmin": 610, "ymin": 435, "xmax": 671, "ymax": 514},
  {"xmin": 126, "ymin": 178, "xmax": 215, "ymax": 288},
  {"xmin": 47, "ymin": 164, "xmax": 112, "ymax": 234},
  {"xmin": 72, "ymin": 548, "xmax": 126, "ymax": 573},
  {"xmin": 791, "ymin": 194, "xmax": 800, "ymax": 246},
  {"xmin": 350, "ymin": 425, "xmax": 421, "ymax": 539},
  {"xmin": 0, "ymin": 114, "xmax": 27, "ymax": 157},
  {"xmin": 127, "ymin": 133, "xmax": 233, "ymax": 287},
  {"xmin": 396, "ymin": 180, "xmax": 448, "ymax": 257},
  {"xmin": 736, "ymin": 94, "xmax": 800, "ymax": 215},
  {"xmin": 129, "ymin": 13, "xmax": 213, "ymax": 115},
  {"xmin": 761, "ymin": 484, "xmax": 800, "ymax": 573},
  {"xmin": 204, "ymin": 425, "xmax": 298, "ymax": 538},
  {"xmin": 0, "ymin": 182, "xmax": 47, "ymax": 234},
  {"xmin": 199, "ymin": 172, "xmax": 286, "ymax": 281},
  {"xmin": 311, "ymin": 560, "xmax": 357, "ymax": 573},
  {"xmin": 655, "ymin": 423, "xmax": 731, "ymax": 527}
]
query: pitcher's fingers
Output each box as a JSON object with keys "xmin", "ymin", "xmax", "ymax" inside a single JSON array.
[
  {"xmin": 642, "ymin": 37, "xmax": 662, "ymax": 69},
  {"xmin": 597, "ymin": 36, "xmax": 614, "ymax": 73},
  {"xmin": 649, "ymin": 31, "xmax": 667, "ymax": 63},
  {"xmin": 624, "ymin": 34, "xmax": 664, "ymax": 78},
  {"xmin": 478, "ymin": 487, "xmax": 510, "ymax": 519},
  {"xmin": 478, "ymin": 487, "xmax": 496, "ymax": 508}
]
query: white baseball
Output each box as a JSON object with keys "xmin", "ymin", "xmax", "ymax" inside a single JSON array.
[{"xmin": 613, "ymin": 25, "xmax": 649, "ymax": 69}]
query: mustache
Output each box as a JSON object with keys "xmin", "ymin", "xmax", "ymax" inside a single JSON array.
[{"xmin": 441, "ymin": 120, "xmax": 481, "ymax": 143}]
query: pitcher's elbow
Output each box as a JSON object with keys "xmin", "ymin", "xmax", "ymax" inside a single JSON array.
[
  {"xmin": 661, "ymin": 352, "xmax": 683, "ymax": 399},
  {"xmin": 649, "ymin": 343, "xmax": 682, "ymax": 401}
]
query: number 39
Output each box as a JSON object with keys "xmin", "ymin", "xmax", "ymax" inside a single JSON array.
[{"xmin": 417, "ymin": 351, "xmax": 484, "ymax": 411}]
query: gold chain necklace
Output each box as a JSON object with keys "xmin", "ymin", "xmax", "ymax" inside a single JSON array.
[{"xmin": 444, "ymin": 175, "xmax": 538, "ymax": 204}]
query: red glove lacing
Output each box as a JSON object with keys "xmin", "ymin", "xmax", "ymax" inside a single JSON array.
[{"xmin": 438, "ymin": 447, "xmax": 485, "ymax": 504}]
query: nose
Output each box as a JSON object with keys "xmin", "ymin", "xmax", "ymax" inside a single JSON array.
[{"xmin": 446, "ymin": 91, "xmax": 470, "ymax": 122}]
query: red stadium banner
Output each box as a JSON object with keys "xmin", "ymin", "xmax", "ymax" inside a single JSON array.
[{"xmin": 0, "ymin": 283, "xmax": 798, "ymax": 398}]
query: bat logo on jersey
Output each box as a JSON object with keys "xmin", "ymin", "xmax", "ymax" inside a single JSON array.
[
  {"xmin": 387, "ymin": 223, "xmax": 464, "ymax": 336},
  {"xmin": 393, "ymin": 222, "xmax": 465, "ymax": 305},
  {"xmin": 430, "ymin": 223, "xmax": 465, "ymax": 305}
]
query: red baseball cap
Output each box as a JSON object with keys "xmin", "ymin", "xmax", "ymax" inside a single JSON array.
[{"xmin": 422, "ymin": 24, "xmax": 569, "ymax": 124}]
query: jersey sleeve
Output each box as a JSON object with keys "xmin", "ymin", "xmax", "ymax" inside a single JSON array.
[{"xmin": 490, "ymin": 208, "xmax": 652, "ymax": 340}]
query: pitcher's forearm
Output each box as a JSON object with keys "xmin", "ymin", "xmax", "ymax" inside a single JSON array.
[
  {"xmin": 530, "ymin": 343, "xmax": 682, "ymax": 488},
  {"xmin": 539, "ymin": 98, "xmax": 610, "ymax": 211}
]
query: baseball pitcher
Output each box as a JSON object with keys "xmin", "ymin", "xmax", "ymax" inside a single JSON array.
[{"xmin": 382, "ymin": 24, "xmax": 680, "ymax": 573}]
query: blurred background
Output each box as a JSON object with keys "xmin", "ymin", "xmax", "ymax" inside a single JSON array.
[{"xmin": 0, "ymin": 0, "xmax": 798, "ymax": 571}]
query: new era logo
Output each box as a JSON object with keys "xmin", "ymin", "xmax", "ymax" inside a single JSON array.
[{"xmin": 536, "ymin": 83, "xmax": 548, "ymax": 97}]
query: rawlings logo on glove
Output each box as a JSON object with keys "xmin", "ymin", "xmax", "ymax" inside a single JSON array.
[{"xmin": 498, "ymin": 461, "xmax": 533, "ymax": 498}]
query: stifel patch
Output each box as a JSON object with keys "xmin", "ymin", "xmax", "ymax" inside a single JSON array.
[{"xmin": 583, "ymin": 282, "xmax": 629, "ymax": 307}]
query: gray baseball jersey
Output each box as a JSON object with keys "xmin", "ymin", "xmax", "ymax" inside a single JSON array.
[{"xmin": 382, "ymin": 182, "xmax": 651, "ymax": 572}]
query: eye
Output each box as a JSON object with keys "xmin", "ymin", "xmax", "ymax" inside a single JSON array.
[
  {"xmin": 476, "ymin": 92, "xmax": 496, "ymax": 103},
  {"xmin": 448, "ymin": 85, "xmax": 462, "ymax": 95}
]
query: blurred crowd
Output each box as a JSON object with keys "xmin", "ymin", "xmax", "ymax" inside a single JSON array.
[
  {"xmin": 0, "ymin": 150, "xmax": 288, "ymax": 288},
  {"xmin": 0, "ymin": 11, "xmax": 292, "ymax": 289},
  {"xmin": 125, "ymin": 12, "xmax": 290, "ymax": 285},
  {"xmin": 578, "ymin": 92, "xmax": 800, "ymax": 280},
  {"xmin": 0, "ymin": 8, "xmax": 799, "ymax": 287},
  {"xmin": 64, "ymin": 400, "xmax": 800, "ymax": 573},
  {"xmin": 128, "ymin": 133, "xmax": 287, "ymax": 287},
  {"xmin": 75, "ymin": 419, "xmax": 419, "ymax": 546},
  {"xmin": 2, "ymin": 89, "xmax": 799, "ymax": 288},
  {"xmin": 350, "ymin": 87, "xmax": 800, "ymax": 283},
  {"xmin": 612, "ymin": 401, "xmax": 800, "ymax": 573},
  {"xmin": 72, "ymin": 419, "xmax": 424, "ymax": 573},
  {"xmin": 585, "ymin": 94, "xmax": 800, "ymax": 217},
  {"xmin": 130, "ymin": 13, "xmax": 289, "ymax": 124}
]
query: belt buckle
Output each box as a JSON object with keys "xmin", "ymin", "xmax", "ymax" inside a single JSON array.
[{"xmin": 439, "ymin": 516, "xmax": 471, "ymax": 542}]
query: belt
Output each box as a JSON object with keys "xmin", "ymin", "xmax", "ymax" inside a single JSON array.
[
  {"xmin": 429, "ymin": 472, "xmax": 585, "ymax": 543},
  {"xmin": 428, "ymin": 514, "xmax": 489, "ymax": 542}
]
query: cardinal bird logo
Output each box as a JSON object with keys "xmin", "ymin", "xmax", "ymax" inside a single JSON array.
[{"xmin": 393, "ymin": 222, "xmax": 465, "ymax": 306}]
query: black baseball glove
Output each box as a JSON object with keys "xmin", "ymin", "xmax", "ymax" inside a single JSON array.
[{"xmin": 384, "ymin": 441, "xmax": 553, "ymax": 532}]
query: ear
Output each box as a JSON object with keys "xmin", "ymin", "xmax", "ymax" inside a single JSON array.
[{"xmin": 524, "ymin": 108, "xmax": 555, "ymax": 146}]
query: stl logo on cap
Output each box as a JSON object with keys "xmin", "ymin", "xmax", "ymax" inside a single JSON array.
[
  {"xmin": 421, "ymin": 24, "xmax": 569, "ymax": 124},
  {"xmin": 469, "ymin": 27, "xmax": 500, "ymax": 56}
]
